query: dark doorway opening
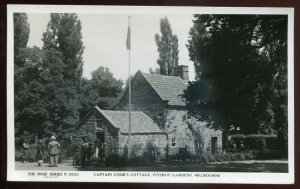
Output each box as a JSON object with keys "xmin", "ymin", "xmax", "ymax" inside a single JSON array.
[
  {"xmin": 96, "ymin": 131, "xmax": 105, "ymax": 158},
  {"xmin": 211, "ymin": 137, "xmax": 217, "ymax": 155}
]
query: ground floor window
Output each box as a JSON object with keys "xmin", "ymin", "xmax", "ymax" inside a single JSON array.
[
  {"xmin": 171, "ymin": 138, "xmax": 176, "ymax": 147},
  {"xmin": 187, "ymin": 113, "xmax": 191, "ymax": 119}
]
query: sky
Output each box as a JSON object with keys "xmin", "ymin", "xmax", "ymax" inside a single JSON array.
[{"xmin": 27, "ymin": 13, "xmax": 196, "ymax": 82}]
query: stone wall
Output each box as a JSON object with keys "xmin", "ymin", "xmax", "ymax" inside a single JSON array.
[
  {"xmin": 73, "ymin": 110, "xmax": 119, "ymax": 158},
  {"xmin": 199, "ymin": 125, "xmax": 223, "ymax": 155},
  {"xmin": 164, "ymin": 110, "xmax": 197, "ymax": 157},
  {"xmin": 119, "ymin": 133, "xmax": 168, "ymax": 161},
  {"xmin": 118, "ymin": 71, "xmax": 168, "ymax": 125},
  {"xmin": 164, "ymin": 110, "xmax": 223, "ymax": 158}
]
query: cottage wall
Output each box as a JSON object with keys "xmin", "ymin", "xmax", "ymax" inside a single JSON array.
[
  {"xmin": 118, "ymin": 72, "xmax": 167, "ymax": 123},
  {"xmin": 119, "ymin": 133, "xmax": 168, "ymax": 160},
  {"xmin": 164, "ymin": 110, "xmax": 197, "ymax": 157},
  {"xmin": 164, "ymin": 110, "xmax": 222, "ymax": 158},
  {"xmin": 73, "ymin": 110, "xmax": 119, "ymax": 158},
  {"xmin": 202, "ymin": 129, "xmax": 223, "ymax": 155}
]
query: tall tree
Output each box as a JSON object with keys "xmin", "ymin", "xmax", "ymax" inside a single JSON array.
[
  {"xmin": 40, "ymin": 48, "xmax": 81, "ymax": 135},
  {"xmin": 78, "ymin": 66, "xmax": 124, "ymax": 118},
  {"xmin": 42, "ymin": 13, "xmax": 84, "ymax": 86},
  {"xmin": 155, "ymin": 17, "xmax": 179, "ymax": 75},
  {"xmin": 14, "ymin": 13, "xmax": 31, "ymax": 136},
  {"xmin": 14, "ymin": 47, "xmax": 46, "ymax": 136},
  {"xmin": 185, "ymin": 15, "xmax": 287, "ymax": 136},
  {"xmin": 14, "ymin": 13, "xmax": 30, "ymax": 67}
]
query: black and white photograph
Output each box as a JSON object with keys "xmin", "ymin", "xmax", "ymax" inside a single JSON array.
[{"xmin": 6, "ymin": 5, "xmax": 294, "ymax": 183}]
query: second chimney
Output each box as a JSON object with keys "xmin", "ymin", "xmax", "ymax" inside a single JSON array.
[{"xmin": 174, "ymin": 65, "xmax": 189, "ymax": 82}]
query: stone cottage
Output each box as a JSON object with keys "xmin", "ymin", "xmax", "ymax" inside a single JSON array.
[
  {"xmin": 76, "ymin": 65, "xmax": 222, "ymax": 160},
  {"xmin": 75, "ymin": 106, "xmax": 167, "ymax": 159}
]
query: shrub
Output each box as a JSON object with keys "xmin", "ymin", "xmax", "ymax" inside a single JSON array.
[
  {"xmin": 105, "ymin": 154, "xmax": 126, "ymax": 167},
  {"xmin": 203, "ymin": 150, "xmax": 256, "ymax": 162},
  {"xmin": 229, "ymin": 134, "xmax": 277, "ymax": 150},
  {"xmin": 226, "ymin": 134, "xmax": 283, "ymax": 159},
  {"xmin": 142, "ymin": 142, "xmax": 157, "ymax": 165}
]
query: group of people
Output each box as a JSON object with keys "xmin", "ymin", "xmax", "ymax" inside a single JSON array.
[
  {"xmin": 22, "ymin": 136, "xmax": 60, "ymax": 167},
  {"xmin": 21, "ymin": 135, "xmax": 103, "ymax": 169}
]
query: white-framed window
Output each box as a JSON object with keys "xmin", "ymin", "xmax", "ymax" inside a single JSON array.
[
  {"xmin": 171, "ymin": 138, "xmax": 176, "ymax": 147},
  {"xmin": 187, "ymin": 114, "xmax": 192, "ymax": 119},
  {"xmin": 158, "ymin": 108, "xmax": 164, "ymax": 116},
  {"xmin": 96, "ymin": 119, "xmax": 102, "ymax": 128}
]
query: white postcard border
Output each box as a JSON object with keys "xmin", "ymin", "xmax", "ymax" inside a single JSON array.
[{"xmin": 7, "ymin": 5, "xmax": 295, "ymax": 184}]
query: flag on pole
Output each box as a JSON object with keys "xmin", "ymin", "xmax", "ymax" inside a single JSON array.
[{"xmin": 126, "ymin": 24, "xmax": 131, "ymax": 50}]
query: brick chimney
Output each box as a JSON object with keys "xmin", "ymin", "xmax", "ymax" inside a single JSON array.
[{"xmin": 174, "ymin": 65, "xmax": 189, "ymax": 82}]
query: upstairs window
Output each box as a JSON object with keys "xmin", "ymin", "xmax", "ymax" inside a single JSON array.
[
  {"xmin": 171, "ymin": 138, "xmax": 176, "ymax": 147},
  {"xmin": 96, "ymin": 119, "xmax": 102, "ymax": 129},
  {"xmin": 158, "ymin": 108, "xmax": 164, "ymax": 116}
]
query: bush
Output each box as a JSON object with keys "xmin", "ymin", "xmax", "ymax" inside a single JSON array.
[
  {"xmin": 105, "ymin": 154, "xmax": 126, "ymax": 167},
  {"xmin": 142, "ymin": 142, "xmax": 157, "ymax": 165},
  {"xmin": 226, "ymin": 134, "xmax": 283, "ymax": 159},
  {"xmin": 229, "ymin": 134, "xmax": 277, "ymax": 150},
  {"xmin": 202, "ymin": 150, "xmax": 256, "ymax": 163}
]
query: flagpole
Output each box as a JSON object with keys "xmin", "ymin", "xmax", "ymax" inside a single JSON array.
[{"xmin": 127, "ymin": 16, "xmax": 132, "ymax": 159}]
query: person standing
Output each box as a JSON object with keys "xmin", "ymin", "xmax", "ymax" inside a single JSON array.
[
  {"xmin": 48, "ymin": 136, "xmax": 60, "ymax": 167},
  {"xmin": 22, "ymin": 140, "xmax": 29, "ymax": 163},
  {"xmin": 81, "ymin": 137, "xmax": 89, "ymax": 168},
  {"xmin": 87, "ymin": 142, "xmax": 93, "ymax": 166},
  {"xmin": 36, "ymin": 140, "xmax": 44, "ymax": 166}
]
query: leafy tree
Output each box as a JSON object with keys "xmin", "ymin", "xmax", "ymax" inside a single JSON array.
[
  {"xmin": 42, "ymin": 13, "xmax": 84, "ymax": 86},
  {"xmin": 15, "ymin": 47, "xmax": 81, "ymax": 136},
  {"xmin": 79, "ymin": 66, "xmax": 124, "ymax": 118},
  {"xmin": 14, "ymin": 13, "xmax": 30, "ymax": 67},
  {"xmin": 14, "ymin": 13, "xmax": 32, "ymax": 136},
  {"xmin": 185, "ymin": 15, "xmax": 287, "ymax": 137},
  {"xmin": 40, "ymin": 48, "xmax": 81, "ymax": 135},
  {"xmin": 39, "ymin": 13, "xmax": 84, "ymax": 135},
  {"xmin": 155, "ymin": 17, "xmax": 179, "ymax": 75},
  {"xmin": 14, "ymin": 47, "xmax": 46, "ymax": 136}
]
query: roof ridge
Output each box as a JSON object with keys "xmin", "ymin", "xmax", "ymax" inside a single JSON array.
[
  {"xmin": 142, "ymin": 71, "xmax": 183, "ymax": 79},
  {"xmin": 102, "ymin": 109, "xmax": 141, "ymax": 113}
]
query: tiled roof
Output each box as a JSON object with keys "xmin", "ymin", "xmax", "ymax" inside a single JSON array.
[
  {"xmin": 95, "ymin": 107, "xmax": 165, "ymax": 134},
  {"xmin": 140, "ymin": 71, "xmax": 187, "ymax": 106}
]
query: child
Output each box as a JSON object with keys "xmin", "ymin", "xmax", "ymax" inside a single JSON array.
[{"xmin": 37, "ymin": 140, "xmax": 44, "ymax": 166}]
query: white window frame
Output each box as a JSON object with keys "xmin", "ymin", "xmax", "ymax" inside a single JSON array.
[
  {"xmin": 158, "ymin": 108, "xmax": 164, "ymax": 116},
  {"xmin": 94, "ymin": 119, "xmax": 102, "ymax": 129},
  {"xmin": 171, "ymin": 138, "xmax": 176, "ymax": 147},
  {"xmin": 187, "ymin": 114, "xmax": 192, "ymax": 119}
]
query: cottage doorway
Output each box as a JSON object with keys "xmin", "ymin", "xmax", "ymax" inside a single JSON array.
[
  {"xmin": 95, "ymin": 131, "xmax": 105, "ymax": 158},
  {"xmin": 211, "ymin": 137, "xmax": 217, "ymax": 155}
]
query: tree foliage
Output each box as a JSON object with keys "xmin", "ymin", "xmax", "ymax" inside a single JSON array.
[
  {"xmin": 42, "ymin": 13, "xmax": 84, "ymax": 86},
  {"xmin": 155, "ymin": 17, "xmax": 179, "ymax": 75},
  {"xmin": 14, "ymin": 13, "xmax": 124, "ymax": 138},
  {"xmin": 14, "ymin": 47, "xmax": 45, "ymax": 136},
  {"xmin": 185, "ymin": 15, "xmax": 287, "ymax": 137},
  {"xmin": 14, "ymin": 13, "xmax": 30, "ymax": 67},
  {"xmin": 79, "ymin": 67, "xmax": 124, "ymax": 118}
]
